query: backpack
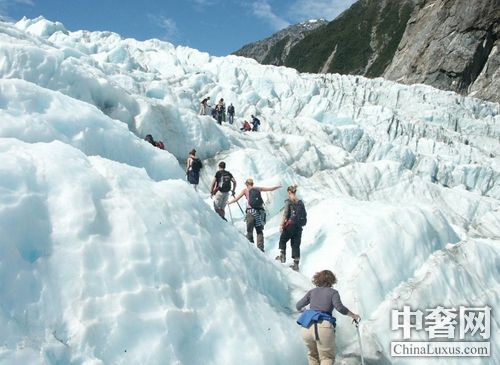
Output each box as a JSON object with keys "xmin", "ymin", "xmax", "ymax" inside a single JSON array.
[
  {"xmin": 290, "ymin": 200, "xmax": 307, "ymax": 226},
  {"xmin": 228, "ymin": 105, "xmax": 234, "ymax": 114},
  {"xmin": 191, "ymin": 158, "xmax": 203, "ymax": 172},
  {"xmin": 218, "ymin": 171, "xmax": 232, "ymax": 193},
  {"xmin": 248, "ymin": 188, "xmax": 264, "ymax": 209},
  {"xmin": 155, "ymin": 141, "xmax": 165, "ymax": 150}
]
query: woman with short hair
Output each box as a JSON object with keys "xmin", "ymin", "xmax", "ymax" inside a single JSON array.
[{"xmin": 296, "ymin": 270, "xmax": 361, "ymax": 365}]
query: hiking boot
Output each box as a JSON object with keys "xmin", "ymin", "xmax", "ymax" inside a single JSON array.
[
  {"xmin": 290, "ymin": 259, "xmax": 299, "ymax": 271},
  {"xmin": 275, "ymin": 250, "xmax": 286, "ymax": 263}
]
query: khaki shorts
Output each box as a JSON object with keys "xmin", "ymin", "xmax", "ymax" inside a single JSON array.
[{"xmin": 213, "ymin": 191, "xmax": 230, "ymax": 210}]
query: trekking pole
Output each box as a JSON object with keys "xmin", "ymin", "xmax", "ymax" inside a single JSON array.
[
  {"xmin": 231, "ymin": 192, "xmax": 245, "ymax": 217},
  {"xmin": 235, "ymin": 201, "xmax": 245, "ymax": 216},
  {"xmin": 228, "ymin": 204, "xmax": 234, "ymax": 224},
  {"xmin": 353, "ymin": 319, "xmax": 365, "ymax": 365}
]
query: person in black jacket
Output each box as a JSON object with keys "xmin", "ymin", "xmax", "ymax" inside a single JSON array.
[
  {"xmin": 251, "ymin": 115, "xmax": 261, "ymax": 131},
  {"xmin": 227, "ymin": 103, "xmax": 235, "ymax": 124},
  {"xmin": 209, "ymin": 162, "xmax": 236, "ymax": 221},
  {"xmin": 186, "ymin": 149, "xmax": 201, "ymax": 191},
  {"xmin": 276, "ymin": 185, "xmax": 306, "ymax": 270}
]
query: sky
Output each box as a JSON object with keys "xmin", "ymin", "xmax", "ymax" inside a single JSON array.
[{"xmin": 0, "ymin": 0, "xmax": 357, "ymax": 56}]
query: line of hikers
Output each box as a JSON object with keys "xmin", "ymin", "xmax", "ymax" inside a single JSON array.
[
  {"xmin": 203, "ymin": 161, "xmax": 305, "ymax": 271},
  {"xmin": 200, "ymin": 97, "xmax": 234, "ymax": 124},
  {"xmin": 199, "ymin": 96, "xmax": 261, "ymax": 131},
  {"xmin": 205, "ymin": 160, "xmax": 362, "ymax": 364},
  {"xmin": 145, "ymin": 137, "xmax": 362, "ymax": 364}
]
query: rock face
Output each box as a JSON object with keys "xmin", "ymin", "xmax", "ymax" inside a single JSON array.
[
  {"xmin": 233, "ymin": 0, "xmax": 415, "ymax": 77},
  {"xmin": 232, "ymin": 19, "xmax": 328, "ymax": 65},
  {"xmin": 285, "ymin": 0, "xmax": 415, "ymax": 76},
  {"xmin": 384, "ymin": 0, "xmax": 500, "ymax": 103}
]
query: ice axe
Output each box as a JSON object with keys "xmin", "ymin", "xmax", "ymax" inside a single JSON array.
[{"xmin": 353, "ymin": 319, "xmax": 365, "ymax": 365}]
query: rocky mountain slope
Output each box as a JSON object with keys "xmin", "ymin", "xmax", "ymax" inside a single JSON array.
[
  {"xmin": 233, "ymin": 0, "xmax": 415, "ymax": 77},
  {"xmin": 232, "ymin": 19, "xmax": 328, "ymax": 65},
  {"xmin": 384, "ymin": 0, "xmax": 499, "ymax": 103},
  {"xmin": 234, "ymin": 0, "xmax": 499, "ymax": 103},
  {"xmin": 286, "ymin": 0, "xmax": 415, "ymax": 76}
]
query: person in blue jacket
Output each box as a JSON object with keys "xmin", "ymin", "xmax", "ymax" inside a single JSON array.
[
  {"xmin": 296, "ymin": 270, "xmax": 360, "ymax": 365},
  {"xmin": 251, "ymin": 115, "xmax": 260, "ymax": 131}
]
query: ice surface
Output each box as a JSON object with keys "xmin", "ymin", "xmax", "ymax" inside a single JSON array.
[{"xmin": 0, "ymin": 16, "xmax": 498, "ymax": 365}]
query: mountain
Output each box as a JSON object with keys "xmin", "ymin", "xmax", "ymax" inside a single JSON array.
[
  {"xmin": 234, "ymin": 0, "xmax": 499, "ymax": 103},
  {"xmin": 232, "ymin": 19, "xmax": 328, "ymax": 65},
  {"xmin": 233, "ymin": 0, "xmax": 415, "ymax": 77},
  {"xmin": 384, "ymin": 0, "xmax": 500, "ymax": 103},
  {"xmin": 1, "ymin": 16, "xmax": 499, "ymax": 365}
]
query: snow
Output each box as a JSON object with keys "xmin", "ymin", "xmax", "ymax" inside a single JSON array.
[{"xmin": 0, "ymin": 16, "xmax": 499, "ymax": 365}]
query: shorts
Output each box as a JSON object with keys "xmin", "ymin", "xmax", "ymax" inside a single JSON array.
[{"xmin": 213, "ymin": 191, "xmax": 230, "ymax": 210}]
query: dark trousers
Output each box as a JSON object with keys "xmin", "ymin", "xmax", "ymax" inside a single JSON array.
[{"xmin": 279, "ymin": 223, "xmax": 302, "ymax": 259}]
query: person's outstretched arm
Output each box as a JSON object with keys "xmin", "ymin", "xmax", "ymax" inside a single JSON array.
[
  {"xmin": 227, "ymin": 189, "xmax": 245, "ymax": 204},
  {"xmin": 260, "ymin": 185, "xmax": 281, "ymax": 192}
]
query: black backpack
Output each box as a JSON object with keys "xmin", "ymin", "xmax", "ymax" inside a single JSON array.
[
  {"xmin": 290, "ymin": 200, "xmax": 307, "ymax": 226},
  {"xmin": 248, "ymin": 188, "xmax": 264, "ymax": 209},
  {"xmin": 191, "ymin": 158, "xmax": 203, "ymax": 172},
  {"xmin": 218, "ymin": 171, "xmax": 232, "ymax": 192}
]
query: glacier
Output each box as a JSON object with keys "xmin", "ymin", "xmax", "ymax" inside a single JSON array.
[{"xmin": 0, "ymin": 16, "xmax": 498, "ymax": 365}]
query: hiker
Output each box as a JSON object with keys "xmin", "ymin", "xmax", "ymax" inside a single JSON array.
[
  {"xmin": 210, "ymin": 161, "xmax": 236, "ymax": 221},
  {"xmin": 227, "ymin": 103, "xmax": 235, "ymax": 124},
  {"xmin": 251, "ymin": 115, "xmax": 261, "ymax": 131},
  {"xmin": 227, "ymin": 178, "xmax": 281, "ymax": 252},
  {"xmin": 240, "ymin": 120, "xmax": 251, "ymax": 131},
  {"xmin": 275, "ymin": 185, "xmax": 307, "ymax": 271},
  {"xmin": 186, "ymin": 149, "xmax": 203, "ymax": 191},
  {"xmin": 216, "ymin": 98, "xmax": 226, "ymax": 124},
  {"xmin": 199, "ymin": 96, "xmax": 210, "ymax": 115},
  {"xmin": 145, "ymin": 134, "xmax": 155, "ymax": 146},
  {"xmin": 144, "ymin": 134, "xmax": 165, "ymax": 150},
  {"xmin": 211, "ymin": 106, "xmax": 218, "ymax": 120},
  {"xmin": 297, "ymin": 270, "xmax": 361, "ymax": 365}
]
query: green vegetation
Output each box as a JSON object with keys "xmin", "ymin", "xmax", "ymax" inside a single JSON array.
[
  {"xmin": 284, "ymin": 0, "xmax": 415, "ymax": 77},
  {"xmin": 262, "ymin": 36, "xmax": 290, "ymax": 65}
]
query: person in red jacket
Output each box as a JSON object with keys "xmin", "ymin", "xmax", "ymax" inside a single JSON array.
[{"xmin": 240, "ymin": 120, "xmax": 251, "ymax": 131}]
